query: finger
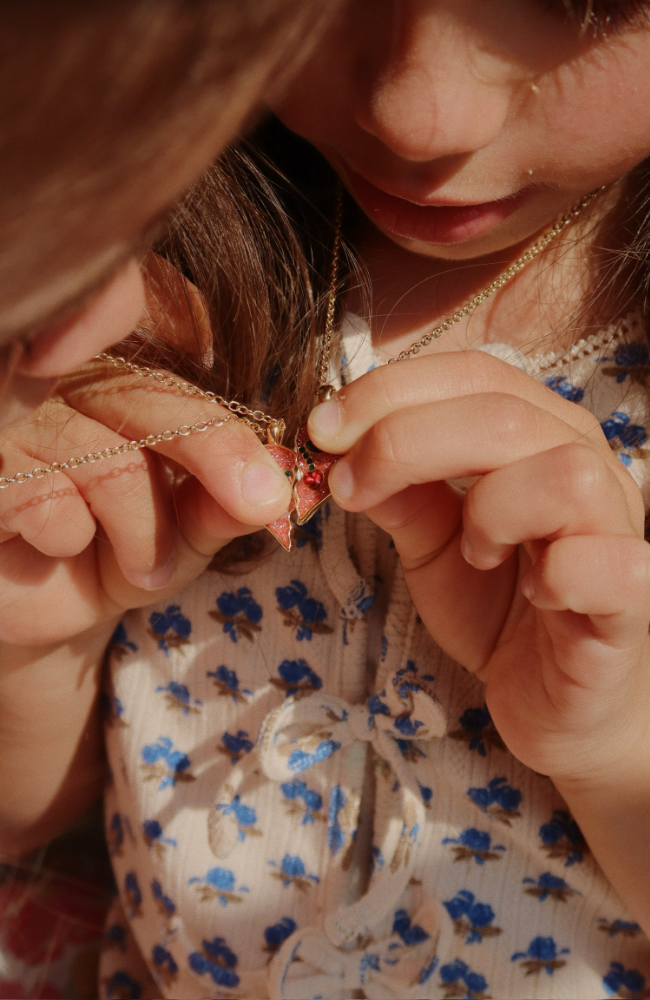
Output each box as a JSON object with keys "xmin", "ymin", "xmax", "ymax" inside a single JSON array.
[
  {"xmin": 173, "ymin": 475, "xmax": 255, "ymax": 556},
  {"xmin": 328, "ymin": 392, "xmax": 605, "ymax": 511},
  {"xmin": 0, "ymin": 415, "xmax": 96, "ymax": 555},
  {"xmin": 0, "ymin": 539, "xmax": 115, "ymax": 645},
  {"xmin": 308, "ymin": 350, "xmax": 603, "ymax": 453},
  {"xmin": 461, "ymin": 442, "xmax": 642, "ymax": 571},
  {"xmin": 521, "ymin": 533, "xmax": 650, "ymax": 639},
  {"xmin": 61, "ymin": 365, "xmax": 292, "ymax": 524},
  {"xmin": 1, "ymin": 401, "xmax": 181, "ymax": 589}
]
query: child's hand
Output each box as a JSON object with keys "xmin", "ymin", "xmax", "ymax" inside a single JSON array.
[
  {"xmin": 308, "ymin": 350, "xmax": 650, "ymax": 786},
  {"xmin": 0, "ymin": 256, "xmax": 292, "ymax": 648}
]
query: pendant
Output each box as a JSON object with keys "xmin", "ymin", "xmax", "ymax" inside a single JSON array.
[{"xmin": 264, "ymin": 423, "xmax": 338, "ymax": 552}]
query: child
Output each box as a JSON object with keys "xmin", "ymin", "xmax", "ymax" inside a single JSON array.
[{"xmin": 5, "ymin": 1, "xmax": 650, "ymax": 997}]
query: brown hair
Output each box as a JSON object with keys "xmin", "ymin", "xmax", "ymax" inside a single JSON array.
[{"xmin": 0, "ymin": 0, "xmax": 341, "ymax": 337}]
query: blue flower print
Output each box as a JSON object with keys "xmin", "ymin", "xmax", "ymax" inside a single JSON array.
[
  {"xmin": 293, "ymin": 507, "xmax": 325, "ymax": 551},
  {"xmin": 286, "ymin": 738, "xmax": 341, "ymax": 775},
  {"xmin": 276, "ymin": 579, "xmax": 333, "ymax": 640},
  {"xmin": 392, "ymin": 659, "xmax": 435, "ymax": 700},
  {"xmin": 140, "ymin": 736, "xmax": 194, "ymax": 791},
  {"xmin": 188, "ymin": 937, "xmax": 239, "ymax": 990},
  {"xmin": 263, "ymin": 917, "xmax": 297, "ymax": 957},
  {"xmin": 103, "ymin": 971, "xmax": 143, "ymax": 999},
  {"xmin": 600, "ymin": 411, "xmax": 648, "ymax": 467},
  {"xmin": 100, "ymin": 690, "xmax": 127, "ymax": 728},
  {"xmin": 443, "ymin": 891, "xmax": 501, "ymax": 945},
  {"xmin": 188, "ymin": 866, "xmax": 249, "ymax": 906},
  {"xmin": 419, "ymin": 782, "xmax": 433, "ymax": 807},
  {"xmin": 108, "ymin": 812, "xmax": 125, "ymax": 857},
  {"xmin": 210, "ymin": 587, "xmax": 262, "ymax": 643},
  {"xmin": 155, "ymin": 680, "xmax": 202, "ymax": 715},
  {"xmin": 152, "ymin": 945, "xmax": 178, "ymax": 988},
  {"xmin": 449, "ymin": 704, "xmax": 505, "ymax": 756},
  {"xmin": 143, "ymin": 819, "xmax": 177, "ymax": 853},
  {"xmin": 340, "ymin": 577, "xmax": 376, "ymax": 643},
  {"xmin": 600, "ymin": 341, "xmax": 650, "ymax": 385},
  {"xmin": 512, "ymin": 936, "xmax": 570, "ymax": 976},
  {"xmin": 438, "ymin": 959, "xmax": 490, "ymax": 1000},
  {"xmin": 598, "ymin": 918, "xmax": 642, "ymax": 939},
  {"xmin": 269, "ymin": 854, "xmax": 320, "ymax": 891},
  {"xmin": 109, "ymin": 622, "xmax": 137, "ymax": 661},
  {"xmin": 271, "ymin": 658, "xmax": 323, "ymax": 699},
  {"xmin": 544, "ymin": 375, "xmax": 584, "ymax": 403},
  {"xmin": 124, "ymin": 872, "xmax": 142, "ymax": 920},
  {"xmin": 327, "ymin": 785, "xmax": 348, "ymax": 855},
  {"xmin": 539, "ymin": 809, "xmax": 587, "ymax": 866},
  {"xmin": 392, "ymin": 909, "xmax": 431, "ymax": 946},
  {"xmin": 523, "ymin": 872, "xmax": 579, "ymax": 903},
  {"xmin": 148, "ymin": 605, "xmax": 191, "ymax": 655},
  {"xmin": 280, "ymin": 780, "xmax": 324, "ymax": 824},
  {"xmin": 207, "ymin": 665, "xmax": 251, "ymax": 703},
  {"xmin": 396, "ymin": 738, "xmax": 425, "ymax": 763},
  {"xmin": 217, "ymin": 729, "xmax": 254, "ymax": 763},
  {"xmin": 442, "ymin": 828, "xmax": 506, "ymax": 865},
  {"xmin": 418, "ymin": 954, "xmax": 440, "ymax": 986},
  {"xmin": 151, "ymin": 879, "xmax": 176, "ymax": 922},
  {"xmin": 215, "ymin": 795, "xmax": 261, "ymax": 841},
  {"xmin": 371, "ymin": 845, "xmax": 385, "ymax": 871},
  {"xmin": 603, "ymin": 961, "xmax": 650, "ymax": 998},
  {"xmin": 467, "ymin": 776, "xmax": 522, "ymax": 826},
  {"xmin": 104, "ymin": 924, "xmax": 127, "ymax": 952}
]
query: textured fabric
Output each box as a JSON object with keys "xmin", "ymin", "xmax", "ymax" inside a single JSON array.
[{"xmin": 99, "ymin": 313, "xmax": 650, "ymax": 1000}]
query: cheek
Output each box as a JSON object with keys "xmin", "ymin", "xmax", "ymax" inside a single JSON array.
[{"xmin": 531, "ymin": 42, "xmax": 650, "ymax": 183}]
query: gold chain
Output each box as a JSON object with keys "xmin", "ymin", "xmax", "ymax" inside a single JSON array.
[
  {"xmin": 387, "ymin": 185, "xmax": 605, "ymax": 362},
  {"xmin": 0, "ymin": 185, "xmax": 603, "ymax": 492}
]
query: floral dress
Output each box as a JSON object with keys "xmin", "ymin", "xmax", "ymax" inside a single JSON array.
[{"xmin": 99, "ymin": 313, "xmax": 650, "ymax": 1000}]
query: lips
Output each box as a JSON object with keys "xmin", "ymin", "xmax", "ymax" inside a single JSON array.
[{"xmin": 344, "ymin": 167, "xmax": 528, "ymax": 245}]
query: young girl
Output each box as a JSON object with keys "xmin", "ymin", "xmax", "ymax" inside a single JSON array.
[{"xmin": 4, "ymin": 1, "xmax": 650, "ymax": 997}]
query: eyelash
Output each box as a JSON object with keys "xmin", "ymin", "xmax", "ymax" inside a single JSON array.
[{"xmin": 552, "ymin": 0, "xmax": 650, "ymax": 32}]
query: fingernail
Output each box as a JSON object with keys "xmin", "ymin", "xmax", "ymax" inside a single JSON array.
[
  {"xmin": 461, "ymin": 535, "xmax": 478, "ymax": 567},
  {"xmin": 309, "ymin": 399, "xmax": 343, "ymax": 441},
  {"xmin": 242, "ymin": 460, "xmax": 289, "ymax": 509},
  {"xmin": 521, "ymin": 574, "xmax": 536, "ymax": 600},
  {"xmin": 329, "ymin": 459, "xmax": 354, "ymax": 503},
  {"xmin": 139, "ymin": 554, "xmax": 176, "ymax": 591}
]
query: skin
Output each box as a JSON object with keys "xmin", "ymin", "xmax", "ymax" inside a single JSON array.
[
  {"xmin": 3, "ymin": 0, "xmax": 650, "ymax": 947},
  {"xmin": 274, "ymin": 0, "xmax": 650, "ymax": 934}
]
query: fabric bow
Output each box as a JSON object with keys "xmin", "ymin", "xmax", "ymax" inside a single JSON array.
[{"xmin": 267, "ymin": 904, "xmax": 442, "ymax": 1000}]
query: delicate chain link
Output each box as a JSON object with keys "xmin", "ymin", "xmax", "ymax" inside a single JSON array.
[
  {"xmin": 0, "ymin": 184, "xmax": 604, "ymax": 493},
  {"xmin": 318, "ymin": 185, "xmax": 344, "ymax": 389},
  {"xmin": 386, "ymin": 186, "xmax": 605, "ymax": 363},
  {"xmin": 94, "ymin": 352, "xmax": 286, "ymax": 439},
  {"xmin": 0, "ymin": 413, "xmax": 235, "ymax": 490}
]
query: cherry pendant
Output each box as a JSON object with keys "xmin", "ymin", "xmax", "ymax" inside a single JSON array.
[
  {"xmin": 293, "ymin": 424, "xmax": 338, "ymax": 525},
  {"xmin": 264, "ymin": 424, "xmax": 338, "ymax": 551}
]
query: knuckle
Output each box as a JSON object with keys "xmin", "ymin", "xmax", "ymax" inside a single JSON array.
[
  {"xmin": 554, "ymin": 443, "xmax": 606, "ymax": 500},
  {"xmin": 462, "ymin": 350, "xmax": 508, "ymax": 393},
  {"xmin": 480, "ymin": 393, "xmax": 537, "ymax": 449},
  {"xmin": 366, "ymin": 416, "xmax": 399, "ymax": 468}
]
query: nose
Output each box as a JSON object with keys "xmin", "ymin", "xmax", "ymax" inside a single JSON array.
[{"xmin": 354, "ymin": 4, "xmax": 512, "ymax": 163}]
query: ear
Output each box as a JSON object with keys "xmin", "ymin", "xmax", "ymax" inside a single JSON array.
[{"xmin": 139, "ymin": 251, "xmax": 213, "ymax": 366}]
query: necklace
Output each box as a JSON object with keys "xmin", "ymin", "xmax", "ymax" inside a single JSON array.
[{"xmin": 0, "ymin": 185, "xmax": 603, "ymax": 553}]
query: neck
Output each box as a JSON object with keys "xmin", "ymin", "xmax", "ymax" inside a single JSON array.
[{"xmin": 348, "ymin": 180, "xmax": 641, "ymax": 362}]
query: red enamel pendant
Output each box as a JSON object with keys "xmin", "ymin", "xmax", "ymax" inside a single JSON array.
[{"xmin": 264, "ymin": 424, "xmax": 338, "ymax": 551}]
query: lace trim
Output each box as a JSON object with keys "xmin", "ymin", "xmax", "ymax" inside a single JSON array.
[{"xmin": 522, "ymin": 312, "xmax": 643, "ymax": 376}]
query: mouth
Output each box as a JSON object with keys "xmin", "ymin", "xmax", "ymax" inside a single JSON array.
[{"xmin": 343, "ymin": 166, "xmax": 530, "ymax": 245}]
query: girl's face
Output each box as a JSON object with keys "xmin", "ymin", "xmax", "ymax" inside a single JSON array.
[{"xmin": 274, "ymin": 0, "xmax": 650, "ymax": 261}]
